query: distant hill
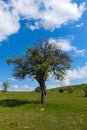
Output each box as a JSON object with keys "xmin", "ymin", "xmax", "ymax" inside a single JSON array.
[{"xmin": 48, "ymin": 83, "xmax": 87, "ymax": 92}]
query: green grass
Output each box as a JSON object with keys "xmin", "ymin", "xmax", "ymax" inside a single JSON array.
[{"xmin": 0, "ymin": 85, "xmax": 87, "ymax": 130}]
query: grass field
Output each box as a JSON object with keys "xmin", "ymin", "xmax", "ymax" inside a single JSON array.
[{"xmin": 0, "ymin": 85, "xmax": 87, "ymax": 130}]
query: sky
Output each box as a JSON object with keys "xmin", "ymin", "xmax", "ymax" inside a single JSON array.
[{"xmin": 0, "ymin": 0, "xmax": 87, "ymax": 91}]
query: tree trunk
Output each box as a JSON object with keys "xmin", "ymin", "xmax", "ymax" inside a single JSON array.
[{"xmin": 39, "ymin": 81, "xmax": 46, "ymax": 104}]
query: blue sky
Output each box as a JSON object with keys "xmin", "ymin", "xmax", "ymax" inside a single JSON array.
[{"xmin": 0, "ymin": 0, "xmax": 87, "ymax": 91}]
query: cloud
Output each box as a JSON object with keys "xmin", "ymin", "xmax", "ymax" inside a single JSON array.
[
  {"xmin": 13, "ymin": 84, "xmax": 19, "ymax": 90},
  {"xmin": 76, "ymin": 22, "xmax": 84, "ymax": 28},
  {"xmin": 47, "ymin": 62, "xmax": 87, "ymax": 88},
  {"xmin": 0, "ymin": 81, "xmax": 2, "ymax": 86},
  {"xmin": 11, "ymin": 0, "xmax": 41, "ymax": 19},
  {"xmin": 75, "ymin": 49, "xmax": 86, "ymax": 57},
  {"xmin": 11, "ymin": 84, "xmax": 34, "ymax": 91},
  {"xmin": 39, "ymin": 1, "xmax": 86, "ymax": 30},
  {"xmin": 0, "ymin": 0, "xmax": 20, "ymax": 41},
  {"xmin": 64, "ymin": 62, "xmax": 87, "ymax": 85},
  {"xmin": 49, "ymin": 38, "xmax": 86, "ymax": 57},
  {"xmin": 16, "ymin": 0, "xmax": 85, "ymax": 30},
  {"xmin": 22, "ymin": 85, "xmax": 35, "ymax": 91},
  {"xmin": 26, "ymin": 22, "xmax": 40, "ymax": 31},
  {"xmin": 8, "ymin": 77, "xmax": 16, "ymax": 81},
  {"xmin": 23, "ymin": 85, "xmax": 29, "ymax": 89},
  {"xmin": 51, "ymin": 38, "xmax": 76, "ymax": 51},
  {"xmin": 0, "ymin": 0, "xmax": 86, "ymax": 41}
]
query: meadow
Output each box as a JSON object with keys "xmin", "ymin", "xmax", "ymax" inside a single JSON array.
[{"xmin": 0, "ymin": 84, "xmax": 87, "ymax": 130}]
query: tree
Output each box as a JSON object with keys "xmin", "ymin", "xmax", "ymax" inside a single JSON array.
[
  {"xmin": 2, "ymin": 80, "xmax": 9, "ymax": 92},
  {"xmin": 7, "ymin": 39, "xmax": 72, "ymax": 104},
  {"xmin": 35, "ymin": 86, "xmax": 41, "ymax": 92}
]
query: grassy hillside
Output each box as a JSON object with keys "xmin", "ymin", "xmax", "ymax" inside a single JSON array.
[{"xmin": 0, "ymin": 84, "xmax": 87, "ymax": 130}]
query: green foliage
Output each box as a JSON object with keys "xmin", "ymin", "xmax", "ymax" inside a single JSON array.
[
  {"xmin": 7, "ymin": 38, "xmax": 72, "ymax": 82},
  {"xmin": 33, "ymin": 62, "xmax": 50, "ymax": 81},
  {"xmin": 35, "ymin": 86, "xmax": 41, "ymax": 92},
  {"xmin": 2, "ymin": 80, "xmax": 9, "ymax": 92},
  {"xmin": 84, "ymin": 86, "xmax": 87, "ymax": 97}
]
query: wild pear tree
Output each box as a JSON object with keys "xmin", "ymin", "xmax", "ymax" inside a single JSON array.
[{"xmin": 7, "ymin": 39, "xmax": 72, "ymax": 104}]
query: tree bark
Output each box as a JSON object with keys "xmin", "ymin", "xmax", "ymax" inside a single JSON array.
[{"xmin": 39, "ymin": 81, "xmax": 46, "ymax": 104}]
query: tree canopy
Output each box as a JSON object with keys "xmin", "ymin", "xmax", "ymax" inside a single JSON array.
[{"xmin": 7, "ymin": 39, "xmax": 72, "ymax": 104}]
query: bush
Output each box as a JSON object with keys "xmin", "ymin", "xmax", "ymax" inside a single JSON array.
[
  {"xmin": 59, "ymin": 88, "xmax": 64, "ymax": 93},
  {"xmin": 84, "ymin": 86, "xmax": 87, "ymax": 97},
  {"xmin": 35, "ymin": 86, "xmax": 41, "ymax": 92}
]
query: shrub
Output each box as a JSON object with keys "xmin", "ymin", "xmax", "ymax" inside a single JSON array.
[
  {"xmin": 59, "ymin": 88, "xmax": 64, "ymax": 93},
  {"xmin": 84, "ymin": 86, "xmax": 87, "ymax": 97},
  {"xmin": 35, "ymin": 86, "xmax": 41, "ymax": 92}
]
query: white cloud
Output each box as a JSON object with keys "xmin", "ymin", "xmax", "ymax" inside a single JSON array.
[
  {"xmin": 8, "ymin": 77, "xmax": 16, "ymax": 81},
  {"xmin": 47, "ymin": 63, "xmax": 87, "ymax": 88},
  {"xmin": 26, "ymin": 22, "xmax": 40, "ymax": 31},
  {"xmin": 0, "ymin": 0, "xmax": 20, "ymax": 41},
  {"xmin": 11, "ymin": 0, "xmax": 41, "ymax": 19},
  {"xmin": 23, "ymin": 85, "xmax": 29, "ymax": 89},
  {"xmin": 66, "ymin": 63, "xmax": 87, "ymax": 80},
  {"xmin": 76, "ymin": 22, "xmax": 84, "ymax": 28},
  {"xmin": 75, "ymin": 49, "xmax": 86, "ymax": 57},
  {"xmin": 63, "ymin": 63, "xmax": 87, "ymax": 85},
  {"xmin": 13, "ymin": 84, "xmax": 19, "ymax": 90},
  {"xmin": 0, "ymin": 81, "xmax": 2, "ymax": 86},
  {"xmin": 11, "ymin": 84, "xmax": 34, "ymax": 91},
  {"xmin": 22, "ymin": 84, "xmax": 35, "ymax": 91},
  {"xmin": 39, "ymin": 1, "xmax": 86, "ymax": 30},
  {"xmin": 55, "ymin": 39, "xmax": 76, "ymax": 51},
  {"xmin": 0, "ymin": 0, "xmax": 86, "ymax": 41},
  {"xmin": 49, "ymin": 38, "xmax": 86, "ymax": 57}
]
